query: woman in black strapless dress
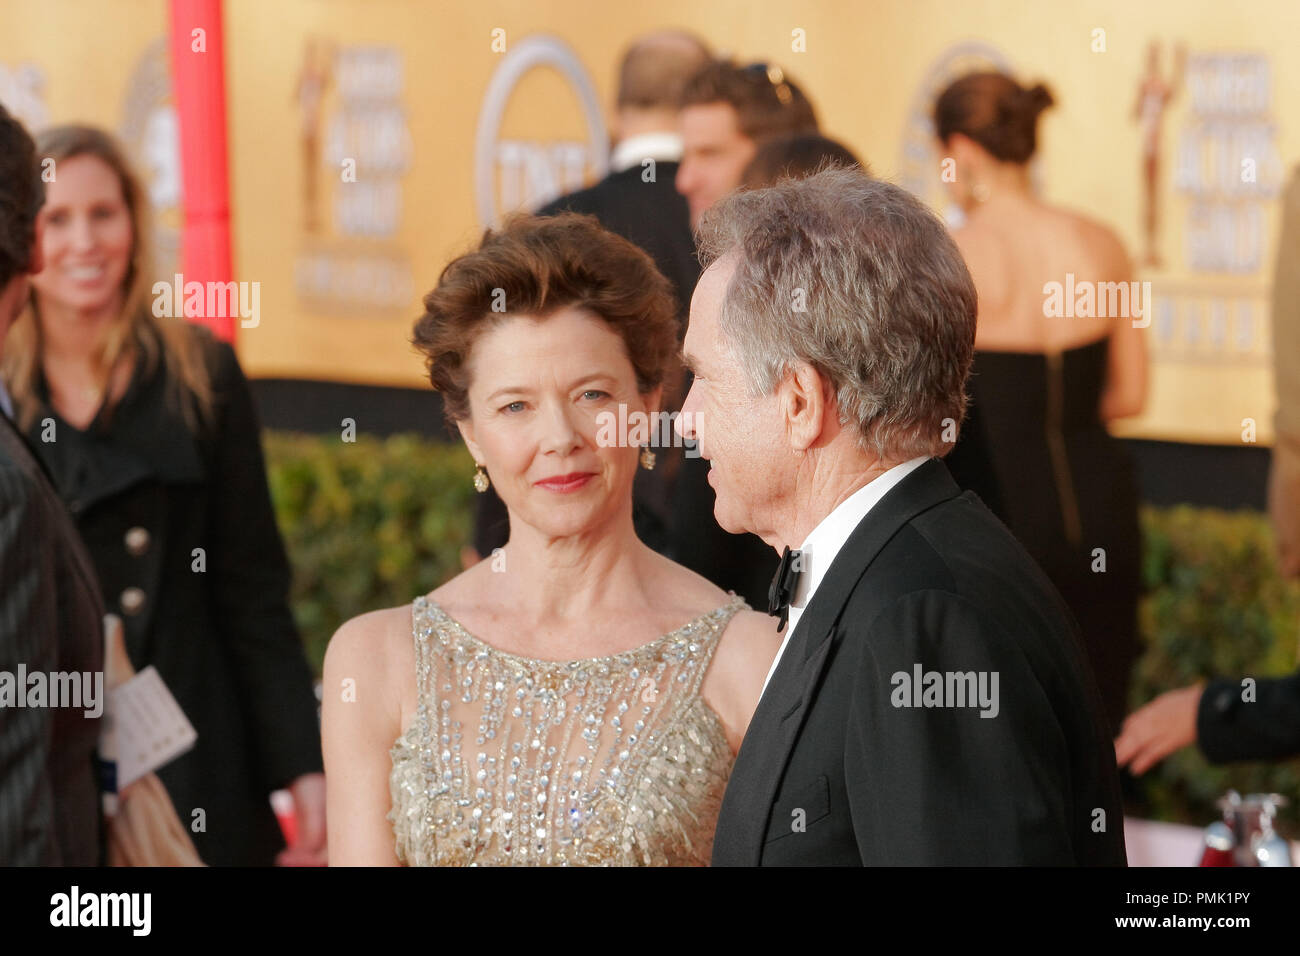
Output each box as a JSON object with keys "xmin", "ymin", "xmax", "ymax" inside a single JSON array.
[
  {"xmin": 949, "ymin": 343, "xmax": 1142, "ymax": 735},
  {"xmin": 935, "ymin": 73, "xmax": 1148, "ymax": 737}
]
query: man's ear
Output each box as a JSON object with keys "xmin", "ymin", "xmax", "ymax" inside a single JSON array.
[
  {"xmin": 456, "ymin": 418, "xmax": 484, "ymax": 465},
  {"xmin": 782, "ymin": 361, "xmax": 830, "ymax": 452}
]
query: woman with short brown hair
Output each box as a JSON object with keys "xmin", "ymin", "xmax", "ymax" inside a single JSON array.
[{"xmin": 323, "ymin": 213, "xmax": 780, "ymax": 866}]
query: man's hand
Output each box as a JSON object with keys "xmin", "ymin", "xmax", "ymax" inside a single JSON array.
[
  {"xmin": 1115, "ymin": 682, "xmax": 1205, "ymax": 775},
  {"xmin": 275, "ymin": 772, "xmax": 327, "ymax": 866}
]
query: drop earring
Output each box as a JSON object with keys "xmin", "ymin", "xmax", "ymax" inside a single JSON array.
[
  {"xmin": 639, "ymin": 446, "xmax": 656, "ymax": 471},
  {"xmin": 473, "ymin": 464, "xmax": 490, "ymax": 493}
]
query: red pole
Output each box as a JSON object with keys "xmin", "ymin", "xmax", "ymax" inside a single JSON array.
[{"xmin": 168, "ymin": 0, "xmax": 234, "ymax": 341}]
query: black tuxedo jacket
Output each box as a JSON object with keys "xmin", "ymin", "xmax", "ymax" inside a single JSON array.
[
  {"xmin": 0, "ymin": 408, "xmax": 104, "ymax": 865},
  {"xmin": 711, "ymin": 459, "xmax": 1128, "ymax": 865}
]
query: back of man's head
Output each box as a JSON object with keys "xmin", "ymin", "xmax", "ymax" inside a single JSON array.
[
  {"xmin": 616, "ymin": 30, "xmax": 712, "ymax": 113},
  {"xmin": 741, "ymin": 133, "xmax": 866, "ymax": 189},
  {"xmin": 680, "ymin": 60, "xmax": 818, "ymax": 143},
  {"xmin": 0, "ymin": 103, "xmax": 42, "ymax": 291}
]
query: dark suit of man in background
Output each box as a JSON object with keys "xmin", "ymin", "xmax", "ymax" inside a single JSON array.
[
  {"xmin": 0, "ymin": 103, "xmax": 104, "ymax": 866},
  {"xmin": 681, "ymin": 168, "xmax": 1126, "ymax": 865},
  {"xmin": 666, "ymin": 59, "xmax": 822, "ymax": 609}
]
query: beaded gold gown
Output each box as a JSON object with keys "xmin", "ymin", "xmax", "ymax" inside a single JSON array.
[{"xmin": 389, "ymin": 593, "xmax": 746, "ymax": 866}]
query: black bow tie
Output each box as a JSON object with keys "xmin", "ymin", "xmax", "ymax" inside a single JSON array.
[{"xmin": 767, "ymin": 546, "xmax": 804, "ymax": 633}]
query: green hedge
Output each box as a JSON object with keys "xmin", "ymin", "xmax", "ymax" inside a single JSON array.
[
  {"xmin": 263, "ymin": 432, "xmax": 1300, "ymax": 830},
  {"xmin": 1133, "ymin": 505, "xmax": 1300, "ymax": 831},
  {"xmin": 264, "ymin": 432, "xmax": 476, "ymax": 676}
]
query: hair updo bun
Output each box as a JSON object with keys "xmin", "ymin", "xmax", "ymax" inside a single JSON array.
[
  {"xmin": 933, "ymin": 72, "xmax": 1055, "ymax": 165},
  {"xmin": 1021, "ymin": 83, "xmax": 1055, "ymax": 118}
]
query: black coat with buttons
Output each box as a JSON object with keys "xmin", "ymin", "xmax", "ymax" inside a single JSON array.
[{"xmin": 27, "ymin": 325, "xmax": 322, "ymax": 866}]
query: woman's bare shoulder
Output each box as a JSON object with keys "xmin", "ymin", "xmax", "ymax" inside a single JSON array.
[
  {"xmin": 1056, "ymin": 206, "xmax": 1131, "ymax": 271},
  {"xmin": 321, "ymin": 602, "xmax": 417, "ymax": 744},
  {"xmin": 324, "ymin": 603, "xmax": 416, "ymax": 688},
  {"xmin": 330, "ymin": 602, "xmax": 414, "ymax": 644},
  {"xmin": 706, "ymin": 608, "xmax": 782, "ymax": 701},
  {"xmin": 701, "ymin": 608, "xmax": 782, "ymax": 752},
  {"xmin": 718, "ymin": 609, "xmax": 783, "ymax": 657}
]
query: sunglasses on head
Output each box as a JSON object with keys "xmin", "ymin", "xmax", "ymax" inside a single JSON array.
[{"xmin": 742, "ymin": 62, "xmax": 794, "ymax": 106}]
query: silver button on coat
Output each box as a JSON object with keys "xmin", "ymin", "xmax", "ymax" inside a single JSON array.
[
  {"xmin": 120, "ymin": 587, "xmax": 146, "ymax": 615},
  {"xmin": 124, "ymin": 526, "xmax": 151, "ymax": 556}
]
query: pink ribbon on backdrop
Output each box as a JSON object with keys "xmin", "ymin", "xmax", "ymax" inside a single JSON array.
[{"xmin": 169, "ymin": 0, "xmax": 234, "ymax": 342}]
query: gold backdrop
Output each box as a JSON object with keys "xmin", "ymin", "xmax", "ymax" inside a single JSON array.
[{"xmin": 2, "ymin": 0, "xmax": 1297, "ymax": 446}]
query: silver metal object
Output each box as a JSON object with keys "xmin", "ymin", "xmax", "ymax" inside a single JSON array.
[{"xmin": 1217, "ymin": 791, "xmax": 1293, "ymax": 867}]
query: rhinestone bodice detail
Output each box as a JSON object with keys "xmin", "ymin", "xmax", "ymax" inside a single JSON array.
[{"xmin": 388, "ymin": 594, "xmax": 745, "ymax": 866}]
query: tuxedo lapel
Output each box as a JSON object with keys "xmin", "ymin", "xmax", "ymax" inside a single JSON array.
[
  {"xmin": 714, "ymin": 458, "xmax": 963, "ymax": 865},
  {"xmin": 715, "ymin": 617, "xmax": 835, "ymax": 865}
]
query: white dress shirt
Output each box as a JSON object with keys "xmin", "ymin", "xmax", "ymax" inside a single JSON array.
[
  {"xmin": 759, "ymin": 456, "xmax": 930, "ymax": 698},
  {"xmin": 609, "ymin": 131, "xmax": 683, "ymax": 174}
]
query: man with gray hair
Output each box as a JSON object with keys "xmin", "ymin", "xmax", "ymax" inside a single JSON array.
[{"xmin": 679, "ymin": 167, "xmax": 1126, "ymax": 865}]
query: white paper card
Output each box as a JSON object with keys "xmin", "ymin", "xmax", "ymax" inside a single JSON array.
[{"xmin": 109, "ymin": 665, "xmax": 197, "ymax": 790}]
